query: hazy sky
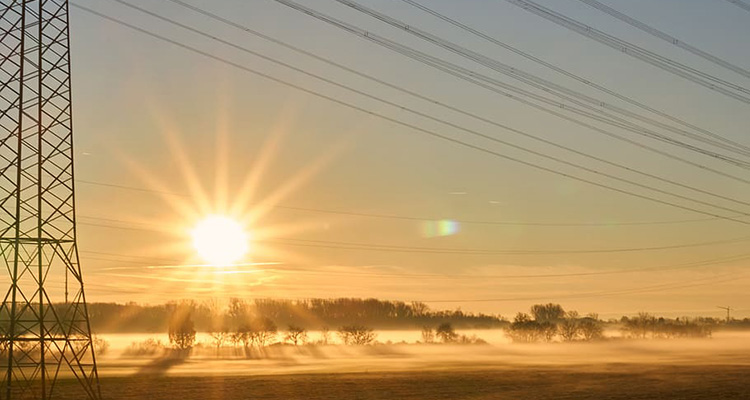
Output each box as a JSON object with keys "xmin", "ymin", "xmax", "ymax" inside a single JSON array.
[{"xmin": 60, "ymin": 0, "xmax": 750, "ymax": 318}]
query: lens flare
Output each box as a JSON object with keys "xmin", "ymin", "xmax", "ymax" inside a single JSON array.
[{"xmin": 423, "ymin": 219, "xmax": 460, "ymax": 238}]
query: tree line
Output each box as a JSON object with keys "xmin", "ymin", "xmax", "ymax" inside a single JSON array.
[
  {"xmin": 86, "ymin": 298, "xmax": 506, "ymax": 333},
  {"xmin": 110, "ymin": 301, "xmax": 745, "ymax": 358},
  {"xmin": 159, "ymin": 309, "xmax": 484, "ymax": 357},
  {"xmin": 505, "ymin": 303, "xmax": 716, "ymax": 343}
]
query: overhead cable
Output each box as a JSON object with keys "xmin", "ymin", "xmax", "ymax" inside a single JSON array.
[
  {"xmin": 505, "ymin": 0, "xmax": 750, "ymax": 103},
  {"xmin": 399, "ymin": 0, "xmax": 750, "ymax": 156},
  {"xmin": 275, "ymin": 0, "xmax": 750, "ymax": 185},
  {"xmin": 578, "ymin": 0, "xmax": 750, "ymax": 80},
  {"xmin": 71, "ymin": 4, "xmax": 750, "ymax": 225}
]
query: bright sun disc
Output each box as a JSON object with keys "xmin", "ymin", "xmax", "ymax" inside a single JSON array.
[{"xmin": 191, "ymin": 215, "xmax": 249, "ymax": 265}]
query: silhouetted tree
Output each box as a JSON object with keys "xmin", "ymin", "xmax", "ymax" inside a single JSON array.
[
  {"xmin": 168, "ymin": 308, "xmax": 196, "ymax": 353},
  {"xmin": 457, "ymin": 334, "xmax": 487, "ymax": 345},
  {"xmin": 506, "ymin": 312, "xmax": 542, "ymax": 343},
  {"xmin": 622, "ymin": 312, "xmax": 656, "ymax": 339},
  {"xmin": 436, "ymin": 322, "xmax": 459, "ymax": 343},
  {"xmin": 338, "ymin": 325, "xmax": 376, "ymax": 345},
  {"xmin": 558, "ymin": 310, "xmax": 580, "ymax": 341},
  {"xmin": 530, "ymin": 303, "xmax": 565, "ymax": 323},
  {"xmin": 539, "ymin": 321, "xmax": 557, "ymax": 342},
  {"xmin": 411, "ymin": 301, "xmax": 429, "ymax": 316},
  {"xmin": 319, "ymin": 327, "xmax": 331, "ymax": 345},
  {"xmin": 90, "ymin": 336, "xmax": 109, "ymax": 356},
  {"xmin": 250, "ymin": 317, "xmax": 278, "ymax": 347},
  {"xmin": 579, "ymin": 317, "xmax": 604, "ymax": 341},
  {"xmin": 228, "ymin": 298, "xmax": 252, "ymax": 329},
  {"xmin": 421, "ymin": 326, "xmax": 435, "ymax": 343},
  {"xmin": 233, "ymin": 325, "xmax": 254, "ymax": 356},
  {"xmin": 284, "ymin": 325, "xmax": 307, "ymax": 346},
  {"xmin": 210, "ymin": 327, "xmax": 231, "ymax": 355},
  {"xmin": 84, "ymin": 298, "xmax": 507, "ymax": 332}
]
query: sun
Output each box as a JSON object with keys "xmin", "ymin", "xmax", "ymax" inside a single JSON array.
[{"xmin": 191, "ymin": 215, "xmax": 250, "ymax": 265}]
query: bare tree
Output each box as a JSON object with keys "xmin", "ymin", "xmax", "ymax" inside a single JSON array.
[
  {"xmin": 530, "ymin": 303, "xmax": 566, "ymax": 323},
  {"xmin": 621, "ymin": 312, "xmax": 656, "ymax": 339},
  {"xmin": 436, "ymin": 322, "xmax": 459, "ymax": 343},
  {"xmin": 250, "ymin": 317, "xmax": 278, "ymax": 347},
  {"xmin": 579, "ymin": 317, "xmax": 604, "ymax": 341},
  {"xmin": 421, "ymin": 326, "xmax": 435, "ymax": 343},
  {"xmin": 285, "ymin": 325, "xmax": 308, "ymax": 346},
  {"xmin": 92, "ymin": 336, "xmax": 110, "ymax": 356},
  {"xmin": 168, "ymin": 308, "xmax": 196, "ymax": 354},
  {"xmin": 411, "ymin": 301, "xmax": 429, "ymax": 316},
  {"xmin": 233, "ymin": 325, "xmax": 254, "ymax": 357},
  {"xmin": 228, "ymin": 298, "xmax": 253, "ymax": 329},
  {"xmin": 539, "ymin": 321, "xmax": 558, "ymax": 342},
  {"xmin": 319, "ymin": 327, "xmax": 331, "ymax": 345},
  {"xmin": 210, "ymin": 327, "xmax": 231, "ymax": 355},
  {"xmin": 338, "ymin": 325, "xmax": 376, "ymax": 345},
  {"xmin": 559, "ymin": 310, "xmax": 581, "ymax": 342},
  {"xmin": 506, "ymin": 312, "xmax": 542, "ymax": 343},
  {"xmin": 204, "ymin": 298, "xmax": 228, "ymax": 332}
]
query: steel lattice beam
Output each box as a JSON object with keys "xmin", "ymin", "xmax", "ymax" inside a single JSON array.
[{"xmin": 0, "ymin": 0, "xmax": 101, "ymax": 398}]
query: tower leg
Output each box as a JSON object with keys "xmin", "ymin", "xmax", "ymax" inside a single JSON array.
[{"xmin": 0, "ymin": 0, "xmax": 101, "ymax": 398}]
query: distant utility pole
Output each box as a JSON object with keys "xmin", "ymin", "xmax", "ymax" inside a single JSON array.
[
  {"xmin": 717, "ymin": 306, "xmax": 733, "ymax": 323},
  {"xmin": 0, "ymin": 0, "xmax": 101, "ymax": 399}
]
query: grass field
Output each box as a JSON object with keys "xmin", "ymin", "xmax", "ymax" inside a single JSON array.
[
  {"xmin": 48, "ymin": 331, "xmax": 750, "ymax": 399},
  {"xmin": 53, "ymin": 364, "xmax": 750, "ymax": 399}
]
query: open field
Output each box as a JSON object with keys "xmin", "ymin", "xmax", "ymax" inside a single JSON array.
[
  {"xmin": 54, "ymin": 364, "xmax": 750, "ymax": 400},
  {"xmin": 51, "ymin": 331, "xmax": 750, "ymax": 399}
]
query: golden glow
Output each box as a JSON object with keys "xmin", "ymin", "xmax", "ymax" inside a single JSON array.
[
  {"xmin": 90, "ymin": 99, "xmax": 346, "ymax": 302},
  {"xmin": 191, "ymin": 215, "xmax": 250, "ymax": 265}
]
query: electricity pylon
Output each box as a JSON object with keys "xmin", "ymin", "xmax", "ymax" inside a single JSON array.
[
  {"xmin": 717, "ymin": 306, "xmax": 733, "ymax": 323},
  {"xmin": 0, "ymin": 0, "xmax": 101, "ymax": 399}
]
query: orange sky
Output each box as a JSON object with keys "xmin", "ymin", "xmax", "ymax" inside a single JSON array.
[{"xmin": 35, "ymin": 0, "xmax": 750, "ymax": 318}]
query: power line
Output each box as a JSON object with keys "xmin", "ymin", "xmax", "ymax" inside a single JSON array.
[
  {"xmin": 577, "ymin": 0, "xmax": 750, "ymax": 80},
  {"xmin": 77, "ymin": 179, "xmax": 185, "ymax": 197},
  {"xmin": 156, "ymin": 0, "xmax": 750, "ymax": 212},
  {"xmin": 725, "ymin": 0, "xmax": 750, "ymax": 13},
  {"xmin": 329, "ymin": 0, "xmax": 750, "ymax": 168},
  {"xmin": 74, "ymin": 212, "xmax": 750, "ymax": 255},
  {"xmin": 78, "ymin": 251, "xmax": 750, "ymax": 280},
  {"xmin": 398, "ymin": 0, "xmax": 750, "ymax": 156},
  {"xmin": 75, "ymin": 179, "xmax": 725, "ymax": 227},
  {"xmin": 69, "ymin": 250, "xmax": 750, "ymax": 299},
  {"xmin": 42, "ymin": 268, "xmax": 742, "ymax": 303},
  {"xmin": 341, "ymin": 0, "xmax": 750, "ymax": 164},
  {"xmin": 81, "ymin": 250, "xmax": 182, "ymax": 265},
  {"xmin": 274, "ymin": 0, "xmax": 750, "ymax": 187},
  {"xmin": 76, "ymin": 269, "xmax": 742, "ymax": 304},
  {"xmin": 421, "ymin": 272, "xmax": 747, "ymax": 303},
  {"xmin": 271, "ymin": 235, "xmax": 750, "ymax": 255},
  {"xmin": 71, "ymin": 3, "xmax": 750, "ymax": 226},
  {"xmin": 505, "ymin": 0, "xmax": 750, "ymax": 103}
]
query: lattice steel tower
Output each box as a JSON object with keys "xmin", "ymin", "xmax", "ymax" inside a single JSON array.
[{"xmin": 0, "ymin": 0, "xmax": 101, "ymax": 398}]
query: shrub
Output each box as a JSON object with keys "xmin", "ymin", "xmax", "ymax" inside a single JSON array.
[
  {"xmin": 93, "ymin": 337, "xmax": 110, "ymax": 356},
  {"xmin": 123, "ymin": 339, "xmax": 165, "ymax": 357},
  {"xmin": 338, "ymin": 325, "xmax": 376, "ymax": 345}
]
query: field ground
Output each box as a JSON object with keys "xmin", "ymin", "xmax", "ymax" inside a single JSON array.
[
  {"xmin": 55, "ymin": 365, "xmax": 750, "ymax": 399},
  {"xmin": 53, "ymin": 331, "xmax": 750, "ymax": 399}
]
